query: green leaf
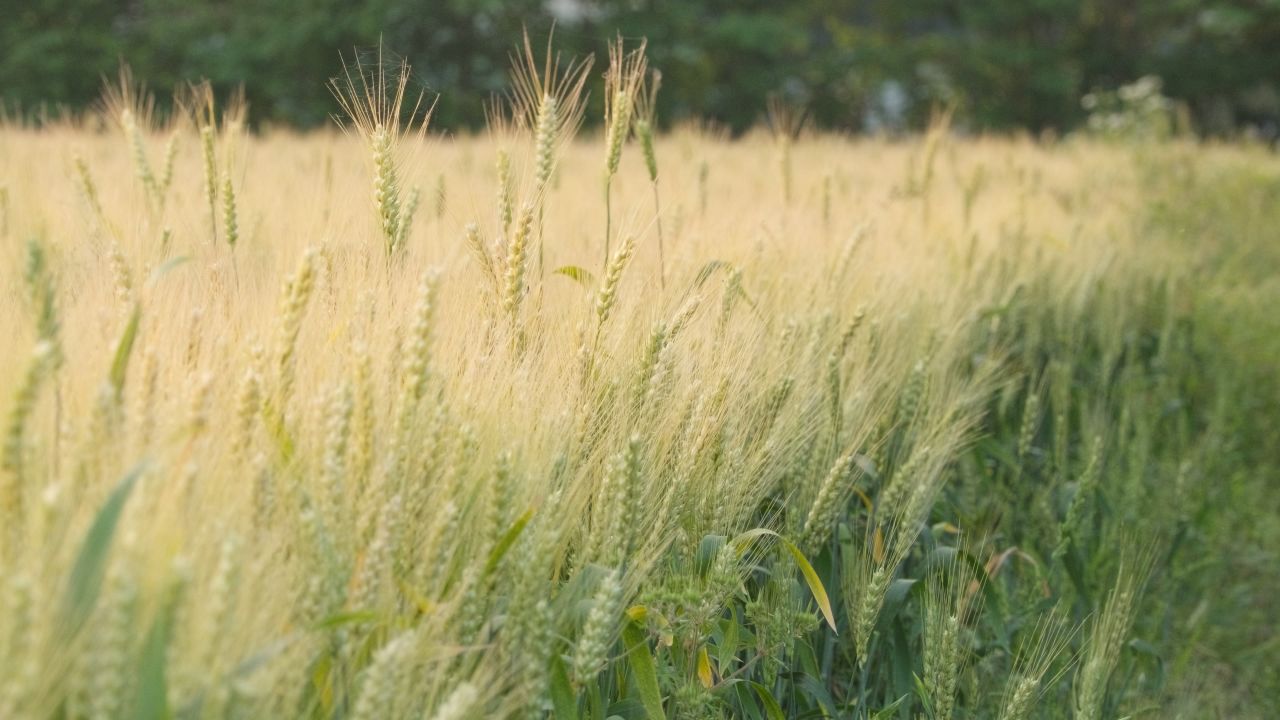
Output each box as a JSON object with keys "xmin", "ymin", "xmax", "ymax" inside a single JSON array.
[
  {"xmin": 549, "ymin": 653, "xmax": 578, "ymax": 719},
  {"xmin": 695, "ymin": 534, "xmax": 728, "ymax": 577},
  {"xmin": 311, "ymin": 650, "xmax": 334, "ymax": 716},
  {"xmin": 870, "ymin": 693, "xmax": 910, "ymax": 719},
  {"xmin": 926, "ymin": 546, "xmax": 989, "ymax": 588},
  {"xmin": 311, "ymin": 610, "xmax": 380, "ymax": 631},
  {"xmin": 1128, "ymin": 637, "xmax": 1166, "ymax": 684},
  {"xmin": 975, "ymin": 437, "xmax": 1019, "ymax": 474},
  {"xmin": 60, "ymin": 464, "xmax": 144, "ymax": 633},
  {"xmin": 485, "ymin": 507, "xmax": 534, "ymax": 576},
  {"xmin": 109, "ymin": 304, "xmax": 141, "ymax": 398},
  {"xmin": 136, "ymin": 580, "xmax": 182, "ymax": 720},
  {"xmin": 623, "ymin": 620, "xmax": 666, "ymax": 719},
  {"xmin": 797, "ymin": 675, "xmax": 837, "ymax": 715},
  {"xmin": 730, "ymin": 529, "xmax": 836, "ymax": 632},
  {"xmin": 878, "ymin": 578, "xmax": 920, "ymax": 629},
  {"xmin": 553, "ymin": 265, "xmax": 596, "ymax": 287},
  {"xmin": 718, "ymin": 609, "xmax": 740, "ymax": 670},
  {"xmin": 732, "ymin": 681, "xmax": 764, "ymax": 720},
  {"xmin": 890, "ymin": 618, "xmax": 915, "ymax": 707},
  {"xmin": 779, "ymin": 536, "xmax": 837, "ymax": 633},
  {"xmin": 147, "ymin": 255, "xmax": 191, "ymax": 287},
  {"xmin": 749, "ymin": 682, "xmax": 785, "ymax": 720},
  {"xmin": 911, "ymin": 672, "xmax": 931, "ymax": 714}
]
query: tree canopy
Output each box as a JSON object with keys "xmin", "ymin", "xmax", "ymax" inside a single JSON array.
[{"xmin": 3, "ymin": 0, "xmax": 1278, "ymax": 135}]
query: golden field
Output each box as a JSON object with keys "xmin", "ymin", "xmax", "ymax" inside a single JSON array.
[{"xmin": 0, "ymin": 78, "xmax": 1278, "ymax": 719}]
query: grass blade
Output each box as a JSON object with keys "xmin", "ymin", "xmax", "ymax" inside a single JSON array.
[{"xmin": 60, "ymin": 463, "xmax": 144, "ymax": 633}]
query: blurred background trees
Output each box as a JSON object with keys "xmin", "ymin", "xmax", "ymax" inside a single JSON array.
[{"xmin": 3, "ymin": 0, "xmax": 1278, "ymax": 136}]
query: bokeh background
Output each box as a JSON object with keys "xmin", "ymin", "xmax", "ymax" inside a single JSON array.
[{"xmin": 4, "ymin": 0, "xmax": 1279, "ymax": 136}]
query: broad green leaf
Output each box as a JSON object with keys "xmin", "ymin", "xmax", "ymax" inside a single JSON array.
[
  {"xmin": 878, "ymin": 578, "xmax": 920, "ymax": 629},
  {"xmin": 797, "ymin": 675, "xmax": 837, "ymax": 715},
  {"xmin": 749, "ymin": 682, "xmax": 785, "ymax": 720},
  {"xmin": 623, "ymin": 620, "xmax": 665, "ymax": 719},
  {"xmin": 549, "ymin": 654, "xmax": 578, "ymax": 719},
  {"xmin": 136, "ymin": 580, "xmax": 181, "ymax": 720},
  {"xmin": 732, "ymin": 681, "xmax": 764, "ymax": 720},
  {"xmin": 718, "ymin": 610, "xmax": 740, "ymax": 670},
  {"xmin": 889, "ymin": 618, "xmax": 915, "ymax": 705},
  {"xmin": 695, "ymin": 534, "xmax": 727, "ymax": 577}
]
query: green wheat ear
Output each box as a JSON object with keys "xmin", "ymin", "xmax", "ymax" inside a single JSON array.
[{"xmin": 221, "ymin": 173, "xmax": 239, "ymax": 248}]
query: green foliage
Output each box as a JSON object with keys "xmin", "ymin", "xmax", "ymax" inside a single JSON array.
[{"xmin": 4, "ymin": 1, "xmax": 1280, "ymax": 134}]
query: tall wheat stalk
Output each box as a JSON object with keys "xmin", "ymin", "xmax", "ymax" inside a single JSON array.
[
  {"xmin": 601, "ymin": 36, "xmax": 647, "ymax": 269},
  {"xmin": 330, "ymin": 46, "xmax": 433, "ymax": 260}
]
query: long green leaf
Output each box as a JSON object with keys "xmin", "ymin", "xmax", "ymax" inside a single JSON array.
[
  {"xmin": 695, "ymin": 534, "xmax": 727, "ymax": 577},
  {"xmin": 136, "ymin": 579, "xmax": 183, "ymax": 720},
  {"xmin": 730, "ymin": 529, "xmax": 836, "ymax": 631},
  {"xmin": 61, "ymin": 464, "xmax": 144, "ymax": 632},
  {"xmin": 878, "ymin": 578, "xmax": 920, "ymax": 630},
  {"xmin": 146, "ymin": 255, "xmax": 191, "ymax": 287},
  {"xmin": 484, "ymin": 507, "xmax": 534, "ymax": 577},
  {"xmin": 749, "ymin": 682, "xmax": 785, "ymax": 720},
  {"xmin": 312, "ymin": 610, "xmax": 380, "ymax": 631},
  {"xmin": 779, "ymin": 536, "xmax": 837, "ymax": 632},
  {"xmin": 870, "ymin": 693, "xmax": 910, "ymax": 719},
  {"xmin": 623, "ymin": 619, "xmax": 666, "ymax": 720},
  {"xmin": 549, "ymin": 654, "xmax": 578, "ymax": 719},
  {"xmin": 109, "ymin": 304, "xmax": 141, "ymax": 397}
]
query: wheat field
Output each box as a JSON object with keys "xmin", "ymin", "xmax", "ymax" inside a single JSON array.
[{"xmin": 0, "ymin": 51, "xmax": 1277, "ymax": 720}]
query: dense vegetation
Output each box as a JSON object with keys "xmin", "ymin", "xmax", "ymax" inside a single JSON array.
[
  {"xmin": 0, "ymin": 38, "xmax": 1277, "ymax": 719},
  {"xmin": 4, "ymin": 1, "xmax": 1280, "ymax": 134}
]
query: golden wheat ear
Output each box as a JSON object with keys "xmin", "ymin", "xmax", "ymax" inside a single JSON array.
[
  {"xmin": 603, "ymin": 34, "xmax": 647, "ymax": 177},
  {"xmin": 507, "ymin": 28, "xmax": 594, "ymax": 200},
  {"xmin": 99, "ymin": 65, "xmax": 163, "ymax": 205},
  {"xmin": 329, "ymin": 45, "xmax": 434, "ymax": 258},
  {"xmin": 601, "ymin": 35, "xmax": 647, "ymax": 266},
  {"xmin": 484, "ymin": 95, "xmax": 518, "ymax": 240}
]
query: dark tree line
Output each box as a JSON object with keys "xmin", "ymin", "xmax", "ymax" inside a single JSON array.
[{"xmin": 3, "ymin": 0, "xmax": 1278, "ymax": 135}]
